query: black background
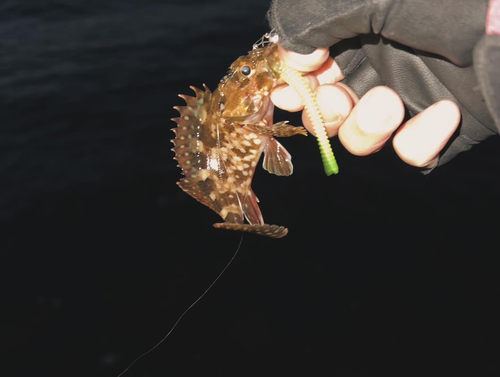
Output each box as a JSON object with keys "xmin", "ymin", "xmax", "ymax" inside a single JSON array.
[{"xmin": 1, "ymin": 1, "xmax": 499, "ymax": 376}]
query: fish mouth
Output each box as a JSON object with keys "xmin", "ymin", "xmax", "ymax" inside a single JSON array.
[{"xmin": 264, "ymin": 43, "xmax": 283, "ymax": 81}]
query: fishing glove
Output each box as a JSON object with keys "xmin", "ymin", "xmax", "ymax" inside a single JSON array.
[{"xmin": 267, "ymin": 0, "xmax": 500, "ymax": 170}]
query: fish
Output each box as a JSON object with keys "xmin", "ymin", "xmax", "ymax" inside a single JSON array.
[{"xmin": 171, "ymin": 42, "xmax": 307, "ymax": 238}]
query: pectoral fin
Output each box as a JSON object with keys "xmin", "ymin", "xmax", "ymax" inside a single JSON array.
[
  {"xmin": 263, "ymin": 137, "xmax": 294, "ymax": 176},
  {"xmin": 245, "ymin": 121, "xmax": 308, "ymax": 137}
]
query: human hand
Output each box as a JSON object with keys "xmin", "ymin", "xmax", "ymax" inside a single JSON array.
[
  {"xmin": 268, "ymin": 0, "xmax": 497, "ymax": 171},
  {"xmin": 272, "ymin": 45, "xmax": 461, "ymax": 169}
]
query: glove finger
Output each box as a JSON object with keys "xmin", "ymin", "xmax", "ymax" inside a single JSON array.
[
  {"xmin": 338, "ymin": 86, "xmax": 404, "ymax": 156},
  {"xmin": 393, "ymin": 100, "xmax": 461, "ymax": 168}
]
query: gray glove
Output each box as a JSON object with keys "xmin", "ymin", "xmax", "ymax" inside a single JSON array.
[{"xmin": 268, "ymin": 0, "xmax": 499, "ymax": 169}]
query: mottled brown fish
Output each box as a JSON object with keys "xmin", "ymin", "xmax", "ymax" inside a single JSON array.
[{"xmin": 171, "ymin": 43, "xmax": 306, "ymax": 238}]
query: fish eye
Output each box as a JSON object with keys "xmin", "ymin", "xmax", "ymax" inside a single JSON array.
[{"xmin": 240, "ymin": 65, "xmax": 252, "ymax": 76}]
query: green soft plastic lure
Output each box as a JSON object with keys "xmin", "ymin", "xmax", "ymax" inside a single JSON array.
[
  {"xmin": 279, "ymin": 64, "xmax": 339, "ymax": 175},
  {"xmin": 262, "ymin": 30, "xmax": 339, "ymax": 175}
]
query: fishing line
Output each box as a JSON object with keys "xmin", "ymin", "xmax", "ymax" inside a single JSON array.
[{"xmin": 116, "ymin": 235, "xmax": 244, "ymax": 377}]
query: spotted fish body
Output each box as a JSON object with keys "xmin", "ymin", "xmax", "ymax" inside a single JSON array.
[{"xmin": 172, "ymin": 43, "xmax": 306, "ymax": 238}]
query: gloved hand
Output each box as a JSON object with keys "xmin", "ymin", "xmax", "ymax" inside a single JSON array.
[{"xmin": 268, "ymin": 0, "xmax": 499, "ymax": 171}]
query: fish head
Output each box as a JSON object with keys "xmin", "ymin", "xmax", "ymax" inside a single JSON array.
[{"xmin": 218, "ymin": 44, "xmax": 281, "ymax": 124}]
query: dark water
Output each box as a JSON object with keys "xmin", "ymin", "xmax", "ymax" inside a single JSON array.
[{"xmin": 1, "ymin": 1, "xmax": 500, "ymax": 376}]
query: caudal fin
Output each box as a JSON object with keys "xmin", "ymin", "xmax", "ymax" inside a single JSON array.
[{"xmin": 213, "ymin": 223, "xmax": 288, "ymax": 238}]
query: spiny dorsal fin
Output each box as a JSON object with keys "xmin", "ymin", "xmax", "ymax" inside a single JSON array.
[
  {"xmin": 171, "ymin": 85, "xmax": 211, "ymax": 177},
  {"xmin": 172, "ymin": 85, "xmax": 227, "ymax": 215}
]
